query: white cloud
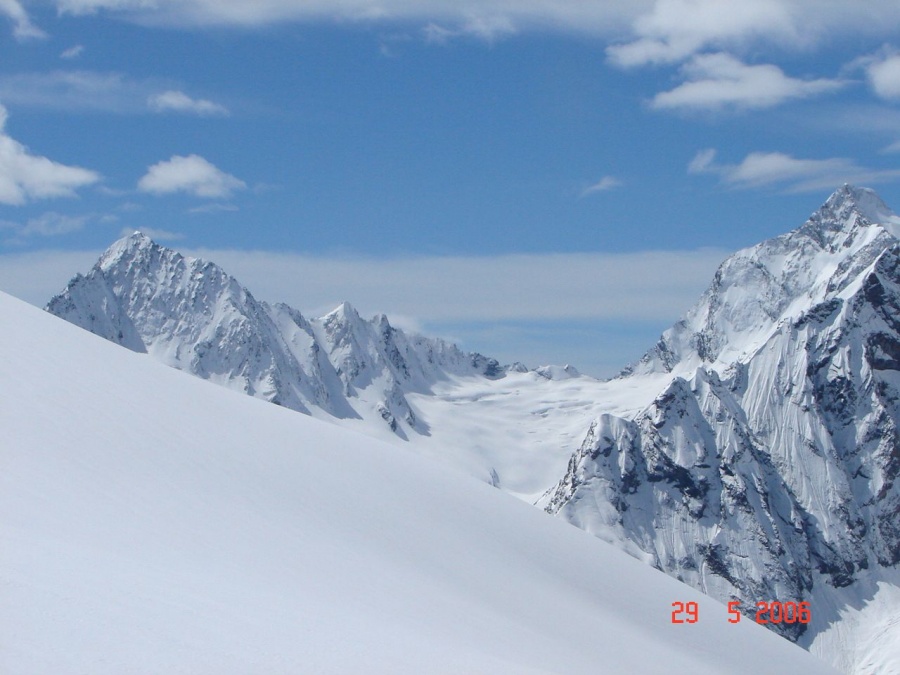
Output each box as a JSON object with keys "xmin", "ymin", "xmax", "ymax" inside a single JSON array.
[
  {"xmin": 0, "ymin": 71, "xmax": 229, "ymax": 117},
  {"xmin": 0, "ymin": 212, "xmax": 97, "ymax": 246},
  {"xmin": 689, "ymin": 148, "xmax": 900, "ymax": 193},
  {"xmin": 119, "ymin": 226, "xmax": 184, "ymax": 241},
  {"xmin": 1, "ymin": 0, "xmax": 46, "ymax": 39},
  {"xmin": 882, "ymin": 140, "xmax": 900, "ymax": 154},
  {"xmin": 19, "ymin": 212, "xmax": 91, "ymax": 236},
  {"xmin": 607, "ymin": 0, "xmax": 797, "ymax": 67},
  {"xmin": 184, "ymin": 247, "xmax": 727, "ymax": 324},
  {"xmin": 0, "ymin": 244, "xmax": 727, "ymax": 323},
  {"xmin": 148, "ymin": 90, "xmax": 229, "ymax": 116},
  {"xmin": 138, "ymin": 154, "xmax": 246, "ymax": 199},
  {"xmin": 651, "ymin": 53, "xmax": 844, "ymax": 110},
  {"xmin": 53, "ymin": 0, "xmax": 641, "ymax": 35},
  {"xmin": 0, "ymin": 248, "xmax": 103, "ymax": 304},
  {"xmin": 0, "ymin": 71, "xmax": 145, "ymax": 112},
  {"xmin": 188, "ymin": 202, "xmax": 239, "ymax": 214},
  {"xmin": 423, "ymin": 14, "xmax": 516, "ymax": 44},
  {"xmin": 60, "ymin": 44, "xmax": 85, "ymax": 59},
  {"xmin": 0, "ymin": 104, "xmax": 101, "ymax": 205},
  {"xmin": 866, "ymin": 52, "xmax": 900, "ymax": 100},
  {"xmin": 11, "ymin": 0, "xmax": 900, "ymax": 56},
  {"xmin": 580, "ymin": 176, "xmax": 622, "ymax": 196}
]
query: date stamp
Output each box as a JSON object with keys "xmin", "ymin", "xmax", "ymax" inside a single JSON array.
[{"xmin": 671, "ymin": 600, "xmax": 811, "ymax": 625}]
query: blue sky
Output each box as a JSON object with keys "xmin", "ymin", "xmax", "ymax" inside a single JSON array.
[{"xmin": 3, "ymin": 1, "xmax": 900, "ymax": 375}]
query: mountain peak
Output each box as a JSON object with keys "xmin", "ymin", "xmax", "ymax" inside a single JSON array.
[
  {"xmin": 97, "ymin": 230, "xmax": 163, "ymax": 271},
  {"xmin": 810, "ymin": 184, "xmax": 900, "ymax": 237},
  {"xmin": 326, "ymin": 301, "xmax": 361, "ymax": 322}
]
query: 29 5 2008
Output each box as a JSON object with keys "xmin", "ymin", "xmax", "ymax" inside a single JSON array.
[{"xmin": 670, "ymin": 600, "xmax": 812, "ymax": 624}]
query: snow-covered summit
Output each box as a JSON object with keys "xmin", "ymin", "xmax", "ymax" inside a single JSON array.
[
  {"xmin": 810, "ymin": 184, "xmax": 900, "ymax": 238},
  {"xmin": 544, "ymin": 186, "xmax": 900, "ymax": 673},
  {"xmin": 628, "ymin": 184, "xmax": 900, "ymax": 375}
]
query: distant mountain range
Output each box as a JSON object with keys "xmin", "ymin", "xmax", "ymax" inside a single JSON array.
[
  {"xmin": 47, "ymin": 231, "xmax": 518, "ymax": 440},
  {"xmin": 47, "ymin": 184, "xmax": 900, "ymax": 674}
]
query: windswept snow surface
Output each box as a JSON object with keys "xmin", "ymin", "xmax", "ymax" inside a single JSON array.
[
  {"xmin": 0, "ymin": 291, "xmax": 837, "ymax": 674},
  {"xmin": 801, "ymin": 569, "xmax": 900, "ymax": 675}
]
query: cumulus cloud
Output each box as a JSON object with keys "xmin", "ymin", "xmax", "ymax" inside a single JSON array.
[
  {"xmin": 651, "ymin": 53, "xmax": 844, "ymax": 110},
  {"xmin": 688, "ymin": 148, "xmax": 900, "ymax": 192},
  {"xmin": 607, "ymin": 0, "xmax": 798, "ymax": 67},
  {"xmin": 1, "ymin": 0, "xmax": 46, "ymax": 39},
  {"xmin": 148, "ymin": 90, "xmax": 229, "ymax": 116},
  {"xmin": 138, "ymin": 154, "xmax": 246, "ymax": 199},
  {"xmin": 865, "ymin": 51, "xmax": 900, "ymax": 100},
  {"xmin": 0, "ymin": 104, "xmax": 101, "ymax": 205},
  {"xmin": 580, "ymin": 176, "xmax": 622, "ymax": 196}
]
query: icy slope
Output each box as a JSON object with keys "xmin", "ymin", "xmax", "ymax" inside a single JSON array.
[{"xmin": 0, "ymin": 291, "xmax": 837, "ymax": 674}]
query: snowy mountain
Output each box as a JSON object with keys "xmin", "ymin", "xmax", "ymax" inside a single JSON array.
[
  {"xmin": 42, "ymin": 185, "xmax": 900, "ymax": 673},
  {"xmin": 541, "ymin": 185, "xmax": 900, "ymax": 671},
  {"xmin": 47, "ymin": 232, "xmax": 507, "ymax": 439},
  {"xmin": 1, "ymin": 290, "xmax": 839, "ymax": 674}
]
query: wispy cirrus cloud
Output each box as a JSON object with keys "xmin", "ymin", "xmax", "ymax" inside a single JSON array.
[
  {"xmin": 138, "ymin": 154, "xmax": 246, "ymax": 199},
  {"xmin": 119, "ymin": 226, "xmax": 185, "ymax": 241},
  {"xmin": 580, "ymin": 176, "xmax": 622, "ymax": 197},
  {"xmin": 148, "ymin": 90, "xmax": 229, "ymax": 116},
  {"xmin": 52, "ymin": 0, "xmax": 640, "ymax": 34},
  {"xmin": 60, "ymin": 44, "xmax": 85, "ymax": 59},
  {"xmin": 188, "ymin": 202, "xmax": 239, "ymax": 214},
  {"xmin": 0, "ymin": 0, "xmax": 889, "ymax": 54},
  {"xmin": 0, "ymin": 71, "xmax": 228, "ymax": 116},
  {"xmin": 423, "ymin": 14, "xmax": 516, "ymax": 44},
  {"xmin": 1, "ymin": 0, "xmax": 45, "ymax": 39},
  {"xmin": 0, "ymin": 212, "xmax": 97, "ymax": 247},
  {"xmin": 0, "ymin": 104, "xmax": 100, "ymax": 205},
  {"xmin": 651, "ymin": 53, "xmax": 844, "ymax": 111},
  {"xmin": 688, "ymin": 148, "xmax": 900, "ymax": 193},
  {"xmin": 0, "ymin": 71, "xmax": 139, "ymax": 112}
]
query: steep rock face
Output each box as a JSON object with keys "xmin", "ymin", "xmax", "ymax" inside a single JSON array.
[
  {"xmin": 47, "ymin": 233, "xmax": 506, "ymax": 435},
  {"xmin": 542, "ymin": 186, "xmax": 900, "ymax": 643}
]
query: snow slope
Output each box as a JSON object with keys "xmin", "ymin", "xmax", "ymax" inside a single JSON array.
[{"xmin": 0, "ymin": 290, "xmax": 836, "ymax": 674}]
